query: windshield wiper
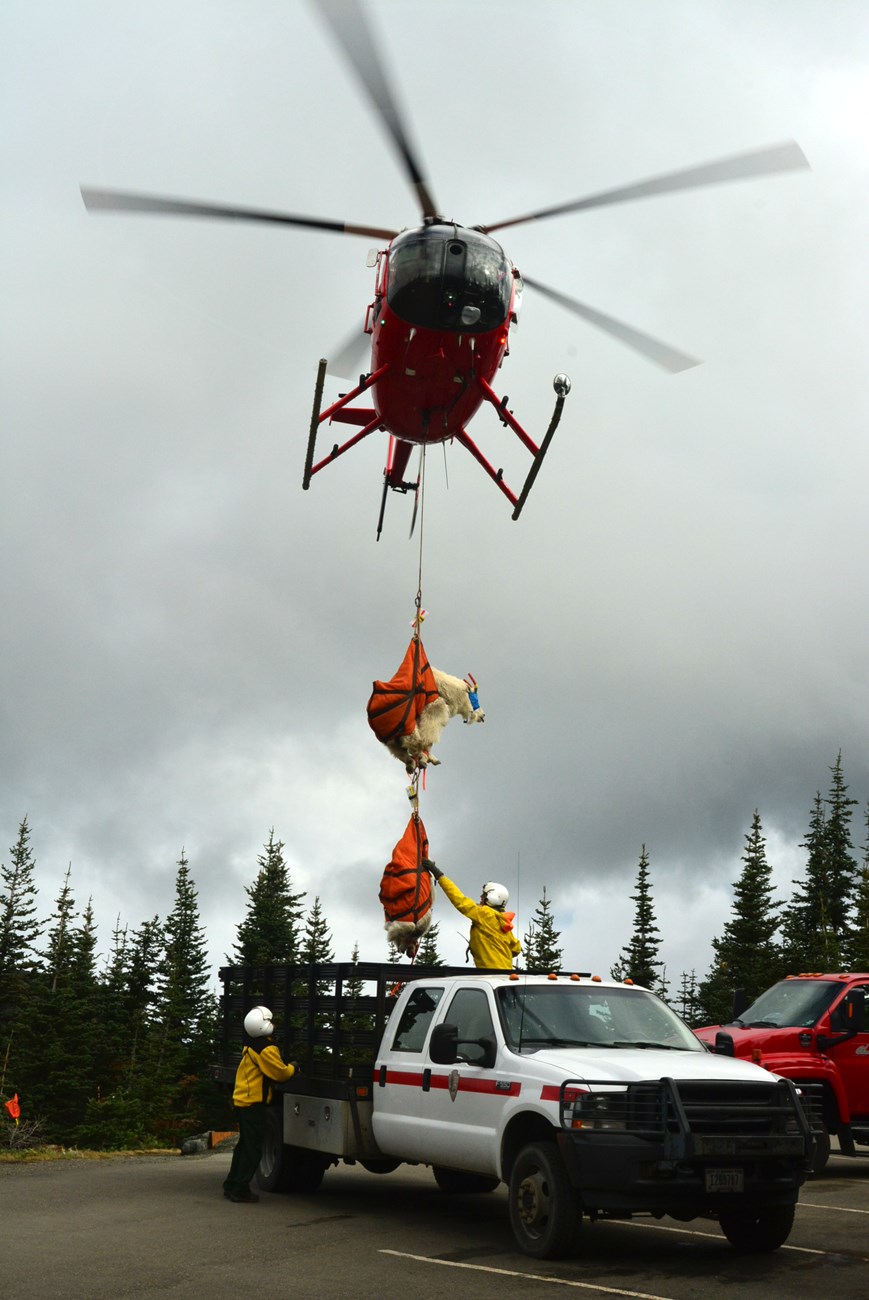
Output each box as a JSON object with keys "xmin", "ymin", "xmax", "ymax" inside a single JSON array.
[
  {"xmin": 611, "ymin": 1040, "xmax": 685, "ymax": 1051},
  {"xmin": 518, "ymin": 1036, "xmax": 598, "ymax": 1048},
  {"xmin": 746, "ymin": 1019, "xmax": 780, "ymax": 1028}
]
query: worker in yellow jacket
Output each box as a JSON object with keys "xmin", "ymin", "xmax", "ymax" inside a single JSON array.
[
  {"xmin": 223, "ymin": 1005, "xmax": 297, "ymax": 1203},
  {"xmin": 425, "ymin": 860, "xmax": 521, "ymax": 969}
]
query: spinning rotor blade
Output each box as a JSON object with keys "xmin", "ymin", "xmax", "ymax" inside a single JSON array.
[
  {"xmin": 482, "ymin": 141, "xmax": 809, "ymax": 234},
  {"xmin": 312, "ymin": 0, "xmax": 439, "ymax": 221},
  {"xmin": 81, "ymin": 187, "xmax": 397, "ymax": 241},
  {"xmin": 523, "ymin": 276, "xmax": 701, "ymax": 373},
  {"xmin": 327, "ymin": 324, "xmax": 372, "ymax": 379}
]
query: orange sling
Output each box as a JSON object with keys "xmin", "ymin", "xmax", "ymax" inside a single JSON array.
[
  {"xmin": 379, "ymin": 815, "xmax": 433, "ymax": 955},
  {"xmin": 367, "ymin": 638, "xmax": 439, "ymax": 747}
]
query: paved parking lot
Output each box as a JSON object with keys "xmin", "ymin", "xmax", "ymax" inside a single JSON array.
[{"xmin": 2, "ymin": 1145, "xmax": 868, "ymax": 1299}]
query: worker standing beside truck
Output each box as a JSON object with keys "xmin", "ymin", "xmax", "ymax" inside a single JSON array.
[
  {"xmin": 223, "ymin": 1005, "xmax": 298, "ymax": 1204},
  {"xmin": 425, "ymin": 860, "xmax": 521, "ymax": 968}
]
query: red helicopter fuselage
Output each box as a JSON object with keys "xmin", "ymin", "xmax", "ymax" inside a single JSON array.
[{"xmin": 367, "ymin": 223, "xmax": 516, "ymax": 445}]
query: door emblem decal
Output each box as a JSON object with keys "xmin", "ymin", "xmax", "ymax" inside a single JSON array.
[{"xmin": 448, "ymin": 1069, "xmax": 460, "ymax": 1102}]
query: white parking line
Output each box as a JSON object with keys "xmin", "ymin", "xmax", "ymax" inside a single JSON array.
[
  {"xmin": 800, "ymin": 1201, "xmax": 869, "ymax": 1216},
  {"xmin": 379, "ymin": 1250, "xmax": 675, "ymax": 1299}
]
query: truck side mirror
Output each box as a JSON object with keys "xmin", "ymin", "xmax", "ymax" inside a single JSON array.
[
  {"xmin": 429, "ymin": 1022, "xmax": 458, "ymax": 1064},
  {"xmin": 830, "ymin": 989, "xmax": 866, "ymax": 1035},
  {"xmin": 714, "ymin": 1031, "xmax": 735, "ymax": 1057},
  {"xmin": 478, "ymin": 1035, "xmax": 497, "ymax": 1070},
  {"xmin": 731, "ymin": 988, "xmax": 749, "ymax": 1020}
]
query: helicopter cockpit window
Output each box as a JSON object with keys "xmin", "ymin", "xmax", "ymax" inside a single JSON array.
[{"xmin": 387, "ymin": 227, "xmax": 511, "ymax": 334}]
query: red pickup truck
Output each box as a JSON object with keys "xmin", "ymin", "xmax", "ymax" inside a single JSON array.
[{"xmin": 694, "ymin": 973, "xmax": 869, "ymax": 1171}]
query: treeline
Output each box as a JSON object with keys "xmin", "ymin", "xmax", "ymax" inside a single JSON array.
[
  {"xmin": 609, "ymin": 753, "xmax": 869, "ymax": 1025},
  {"xmin": 1, "ymin": 754, "xmax": 867, "ymax": 1148}
]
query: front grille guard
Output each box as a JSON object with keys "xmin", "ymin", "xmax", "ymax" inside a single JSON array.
[{"xmin": 558, "ymin": 1076, "xmax": 813, "ymax": 1146}]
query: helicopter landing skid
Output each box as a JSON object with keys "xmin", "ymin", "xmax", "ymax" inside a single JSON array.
[
  {"xmin": 458, "ymin": 373, "xmax": 571, "ymax": 520},
  {"xmin": 303, "ymin": 358, "xmax": 388, "ymax": 490}
]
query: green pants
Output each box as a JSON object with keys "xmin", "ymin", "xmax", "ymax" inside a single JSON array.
[{"xmin": 223, "ymin": 1104, "xmax": 265, "ymax": 1196}]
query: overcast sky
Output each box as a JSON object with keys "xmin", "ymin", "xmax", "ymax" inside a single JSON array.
[{"xmin": 2, "ymin": 0, "xmax": 868, "ymax": 992}]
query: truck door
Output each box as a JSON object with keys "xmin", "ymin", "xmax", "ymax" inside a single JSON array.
[
  {"xmin": 419, "ymin": 986, "xmax": 512, "ymax": 1175},
  {"xmin": 372, "ymin": 984, "xmax": 445, "ymax": 1160},
  {"xmin": 828, "ymin": 983, "xmax": 869, "ymax": 1116}
]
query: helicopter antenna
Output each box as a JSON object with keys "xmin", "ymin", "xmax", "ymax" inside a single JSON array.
[{"xmin": 311, "ymin": 0, "xmax": 440, "ymax": 221}]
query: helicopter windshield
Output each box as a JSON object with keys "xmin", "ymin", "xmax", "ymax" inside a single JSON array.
[{"xmin": 387, "ymin": 225, "xmax": 512, "ymax": 334}]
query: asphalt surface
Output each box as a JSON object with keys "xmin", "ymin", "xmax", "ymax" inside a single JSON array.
[{"xmin": 2, "ymin": 1145, "xmax": 868, "ymax": 1299}]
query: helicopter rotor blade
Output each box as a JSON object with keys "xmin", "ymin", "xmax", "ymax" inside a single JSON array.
[
  {"xmin": 81, "ymin": 187, "xmax": 397, "ymax": 241},
  {"xmin": 327, "ymin": 325, "xmax": 372, "ymax": 380},
  {"xmin": 522, "ymin": 275, "xmax": 701, "ymax": 373},
  {"xmin": 481, "ymin": 141, "xmax": 809, "ymax": 234},
  {"xmin": 311, "ymin": 0, "xmax": 439, "ymax": 221}
]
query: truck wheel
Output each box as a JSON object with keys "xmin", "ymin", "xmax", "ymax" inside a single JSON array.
[
  {"xmin": 508, "ymin": 1142, "xmax": 581, "ymax": 1259},
  {"xmin": 360, "ymin": 1158, "xmax": 401, "ymax": 1175},
  {"xmin": 257, "ymin": 1107, "xmax": 326, "ymax": 1194},
  {"xmin": 718, "ymin": 1204, "xmax": 795, "ymax": 1253},
  {"xmin": 433, "ymin": 1166, "xmax": 500, "ymax": 1194},
  {"xmin": 810, "ymin": 1125, "xmax": 831, "ymax": 1174}
]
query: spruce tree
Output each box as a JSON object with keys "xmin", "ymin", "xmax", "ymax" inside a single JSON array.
[
  {"xmin": 26, "ymin": 873, "xmax": 103, "ymax": 1140},
  {"xmin": 0, "ymin": 818, "xmax": 40, "ymax": 993},
  {"xmin": 299, "ymin": 896, "xmax": 334, "ymax": 964},
  {"xmin": 612, "ymin": 847, "xmax": 664, "ymax": 990},
  {"xmin": 846, "ymin": 802, "xmax": 869, "ymax": 971},
  {"xmin": 697, "ymin": 811, "xmax": 783, "ymax": 1024},
  {"xmin": 782, "ymin": 757, "xmax": 858, "ymax": 971},
  {"xmin": 675, "ymin": 970, "xmax": 703, "ymax": 1026},
  {"xmin": 154, "ymin": 851, "xmax": 218, "ymax": 1143},
  {"xmin": 232, "ymin": 830, "xmax": 306, "ymax": 966},
  {"xmin": 416, "ymin": 922, "xmax": 445, "ymax": 967},
  {"xmin": 522, "ymin": 887, "xmax": 563, "ymax": 972},
  {"xmin": 0, "ymin": 818, "xmax": 41, "ymax": 1077}
]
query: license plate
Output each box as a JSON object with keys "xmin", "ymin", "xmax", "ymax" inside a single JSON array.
[{"xmin": 705, "ymin": 1167, "xmax": 744, "ymax": 1193}]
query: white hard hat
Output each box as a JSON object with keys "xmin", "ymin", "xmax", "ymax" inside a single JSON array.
[
  {"xmin": 243, "ymin": 1005, "xmax": 274, "ymax": 1038},
  {"xmin": 482, "ymin": 881, "xmax": 509, "ymax": 909}
]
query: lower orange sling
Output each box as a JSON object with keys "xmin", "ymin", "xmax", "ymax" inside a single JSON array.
[{"xmin": 379, "ymin": 815, "xmax": 433, "ymax": 956}]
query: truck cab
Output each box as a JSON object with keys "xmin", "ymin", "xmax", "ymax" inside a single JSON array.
[{"xmin": 694, "ymin": 972, "xmax": 869, "ymax": 1169}]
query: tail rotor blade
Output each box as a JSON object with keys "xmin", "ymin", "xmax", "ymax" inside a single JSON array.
[{"xmin": 523, "ymin": 276, "xmax": 701, "ymax": 373}]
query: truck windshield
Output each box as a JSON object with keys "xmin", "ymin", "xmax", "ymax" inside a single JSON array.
[
  {"xmin": 732, "ymin": 979, "xmax": 840, "ymax": 1029},
  {"xmin": 496, "ymin": 985, "xmax": 703, "ymax": 1053}
]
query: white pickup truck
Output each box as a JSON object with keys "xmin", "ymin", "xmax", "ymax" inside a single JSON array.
[{"xmin": 217, "ymin": 961, "xmax": 813, "ymax": 1258}]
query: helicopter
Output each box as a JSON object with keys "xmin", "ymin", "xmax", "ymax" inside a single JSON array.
[{"xmin": 81, "ymin": 0, "xmax": 809, "ymax": 537}]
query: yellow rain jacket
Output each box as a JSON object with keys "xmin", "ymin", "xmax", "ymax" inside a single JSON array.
[
  {"xmin": 232, "ymin": 1040, "xmax": 296, "ymax": 1107},
  {"xmin": 437, "ymin": 876, "xmax": 522, "ymax": 970}
]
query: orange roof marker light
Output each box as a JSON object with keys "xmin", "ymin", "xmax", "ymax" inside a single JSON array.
[{"xmin": 548, "ymin": 973, "xmax": 558, "ymax": 980}]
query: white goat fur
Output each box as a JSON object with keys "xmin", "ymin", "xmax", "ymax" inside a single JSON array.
[{"xmin": 386, "ymin": 669, "xmax": 485, "ymax": 772}]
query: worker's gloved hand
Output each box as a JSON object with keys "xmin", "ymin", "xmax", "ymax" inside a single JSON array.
[
  {"xmin": 289, "ymin": 1061, "xmax": 300, "ymax": 1075},
  {"xmin": 423, "ymin": 858, "xmax": 443, "ymax": 880}
]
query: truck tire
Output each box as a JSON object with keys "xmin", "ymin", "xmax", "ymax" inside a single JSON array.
[
  {"xmin": 432, "ymin": 1166, "xmax": 500, "ymax": 1194},
  {"xmin": 257, "ymin": 1107, "xmax": 327, "ymax": 1194},
  {"xmin": 810, "ymin": 1125, "xmax": 831, "ymax": 1174},
  {"xmin": 718, "ymin": 1203, "xmax": 795, "ymax": 1253},
  {"xmin": 508, "ymin": 1142, "xmax": 582, "ymax": 1259}
]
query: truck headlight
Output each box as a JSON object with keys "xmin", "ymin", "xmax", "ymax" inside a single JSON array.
[{"xmin": 571, "ymin": 1091, "xmax": 628, "ymax": 1130}]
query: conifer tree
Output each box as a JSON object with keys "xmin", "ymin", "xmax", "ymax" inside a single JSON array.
[
  {"xmin": 153, "ymin": 852, "xmax": 218, "ymax": 1141},
  {"xmin": 611, "ymin": 847, "xmax": 664, "ymax": 990},
  {"xmin": 675, "ymin": 969, "xmax": 703, "ymax": 1026},
  {"xmin": 26, "ymin": 874, "xmax": 103, "ymax": 1139},
  {"xmin": 232, "ymin": 830, "xmax": 306, "ymax": 965},
  {"xmin": 0, "ymin": 818, "xmax": 40, "ymax": 990},
  {"xmin": 522, "ymin": 887, "xmax": 563, "ymax": 972},
  {"xmin": 782, "ymin": 756, "xmax": 858, "ymax": 971},
  {"xmin": 416, "ymin": 922, "xmax": 445, "ymax": 967},
  {"xmin": 697, "ymin": 811, "xmax": 783, "ymax": 1024},
  {"xmin": 846, "ymin": 802, "xmax": 869, "ymax": 971},
  {"xmin": 341, "ymin": 943, "xmax": 375, "ymax": 1065},
  {"xmin": 299, "ymin": 896, "xmax": 334, "ymax": 964},
  {"xmin": 0, "ymin": 818, "xmax": 41, "ymax": 1067}
]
